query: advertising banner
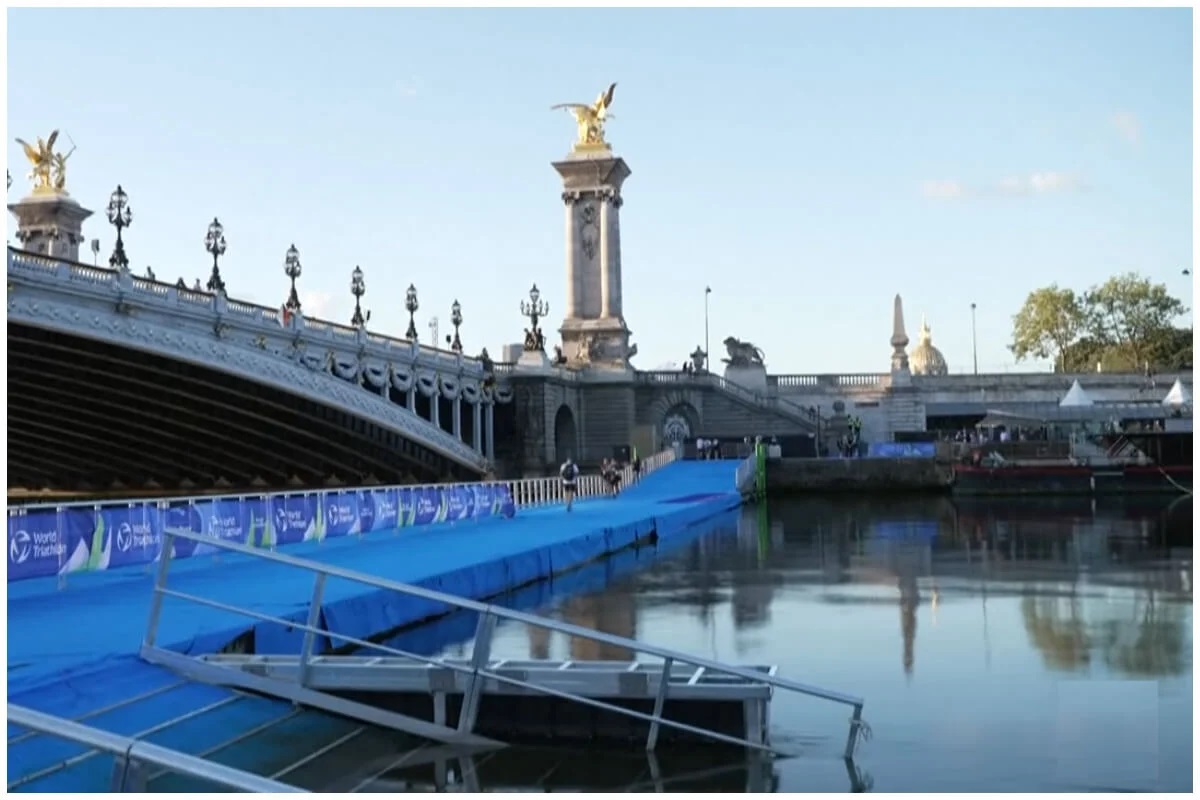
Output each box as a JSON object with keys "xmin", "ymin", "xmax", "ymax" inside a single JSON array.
[{"xmin": 7, "ymin": 479, "xmax": 520, "ymax": 583}]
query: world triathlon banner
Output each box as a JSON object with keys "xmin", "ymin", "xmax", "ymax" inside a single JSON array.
[{"xmin": 6, "ymin": 483, "xmax": 517, "ymax": 583}]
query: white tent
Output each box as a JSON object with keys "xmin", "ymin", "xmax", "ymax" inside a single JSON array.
[
  {"xmin": 1161, "ymin": 379, "xmax": 1192, "ymax": 408},
  {"xmin": 1058, "ymin": 379, "xmax": 1095, "ymax": 408}
]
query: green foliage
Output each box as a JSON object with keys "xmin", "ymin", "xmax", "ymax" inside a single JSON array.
[
  {"xmin": 1008, "ymin": 285, "xmax": 1086, "ymax": 370},
  {"xmin": 1010, "ymin": 273, "xmax": 1190, "ymax": 372}
]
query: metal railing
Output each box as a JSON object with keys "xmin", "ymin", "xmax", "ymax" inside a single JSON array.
[
  {"xmin": 10, "ymin": 448, "xmax": 677, "ymax": 516},
  {"xmin": 7, "ymin": 704, "xmax": 306, "ymax": 793},
  {"xmin": 506, "ymin": 448, "xmax": 676, "ymax": 508},
  {"xmin": 140, "ymin": 526, "xmax": 869, "ymax": 758}
]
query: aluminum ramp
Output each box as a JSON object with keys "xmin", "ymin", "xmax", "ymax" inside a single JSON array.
[{"xmin": 141, "ymin": 526, "xmax": 872, "ymax": 759}]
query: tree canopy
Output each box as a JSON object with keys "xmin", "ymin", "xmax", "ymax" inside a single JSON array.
[{"xmin": 1009, "ymin": 272, "xmax": 1191, "ymax": 372}]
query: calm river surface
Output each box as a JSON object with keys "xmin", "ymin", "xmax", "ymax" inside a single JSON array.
[{"xmin": 334, "ymin": 494, "xmax": 1193, "ymax": 793}]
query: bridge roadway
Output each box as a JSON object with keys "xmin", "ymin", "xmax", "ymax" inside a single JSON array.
[
  {"xmin": 6, "ymin": 461, "xmax": 742, "ymax": 792},
  {"xmin": 7, "ymin": 248, "xmax": 509, "ymax": 493}
]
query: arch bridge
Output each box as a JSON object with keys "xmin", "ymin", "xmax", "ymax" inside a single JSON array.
[{"xmin": 7, "ymin": 249, "xmax": 512, "ymax": 494}]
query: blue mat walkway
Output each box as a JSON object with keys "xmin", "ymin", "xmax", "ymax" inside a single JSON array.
[{"xmin": 8, "ymin": 461, "xmax": 741, "ymax": 706}]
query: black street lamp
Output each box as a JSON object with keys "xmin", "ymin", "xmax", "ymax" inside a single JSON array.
[
  {"xmin": 283, "ymin": 244, "xmax": 302, "ymax": 312},
  {"xmin": 350, "ymin": 266, "xmax": 367, "ymax": 327},
  {"xmin": 204, "ymin": 217, "xmax": 227, "ymax": 293},
  {"xmin": 404, "ymin": 284, "xmax": 419, "ymax": 340},
  {"xmin": 520, "ymin": 283, "xmax": 550, "ymax": 352},
  {"xmin": 449, "ymin": 299, "xmax": 464, "ymax": 353},
  {"xmin": 106, "ymin": 185, "xmax": 132, "ymax": 271}
]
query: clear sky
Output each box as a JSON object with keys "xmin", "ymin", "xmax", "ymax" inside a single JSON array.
[{"xmin": 6, "ymin": 7, "xmax": 1194, "ymax": 374}]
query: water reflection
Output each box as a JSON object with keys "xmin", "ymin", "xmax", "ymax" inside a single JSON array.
[{"xmin": 410, "ymin": 494, "xmax": 1191, "ymax": 792}]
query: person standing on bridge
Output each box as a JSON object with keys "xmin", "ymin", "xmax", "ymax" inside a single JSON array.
[{"xmin": 560, "ymin": 458, "xmax": 580, "ymax": 512}]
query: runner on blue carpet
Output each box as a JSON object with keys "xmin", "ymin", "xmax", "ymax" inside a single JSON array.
[{"xmin": 560, "ymin": 457, "xmax": 580, "ymax": 511}]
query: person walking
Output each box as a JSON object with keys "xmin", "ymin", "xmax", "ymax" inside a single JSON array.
[{"xmin": 560, "ymin": 457, "xmax": 580, "ymax": 512}]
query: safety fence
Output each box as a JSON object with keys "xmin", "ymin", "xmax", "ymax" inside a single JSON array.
[{"xmin": 6, "ymin": 449, "xmax": 677, "ymax": 585}]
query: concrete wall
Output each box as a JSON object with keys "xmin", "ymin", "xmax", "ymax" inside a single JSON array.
[{"xmin": 767, "ymin": 457, "xmax": 953, "ymax": 494}]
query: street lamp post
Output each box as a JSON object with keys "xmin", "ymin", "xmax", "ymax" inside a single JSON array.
[
  {"xmin": 970, "ymin": 302, "xmax": 978, "ymax": 375},
  {"xmin": 283, "ymin": 244, "xmax": 302, "ymax": 312},
  {"xmin": 404, "ymin": 284, "xmax": 420, "ymax": 340},
  {"xmin": 204, "ymin": 217, "xmax": 227, "ymax": 293},
  {"xmin": 106, "ymin": 185, "xmax": 132, "ymax": 272},
  {"xmin": 704, "ymin": 286, "xmax": 712, "ymax": 372},
  {"xmin": 520, "ymin": 283, "xmax": 549, "ymax": 352},
  {"xmin": 450, "ymin": 299, "xmax": 464, "ymax": 353},
  {"xmin": 350, "ymin": 266, "xmax": 367, "ymax": 328}
]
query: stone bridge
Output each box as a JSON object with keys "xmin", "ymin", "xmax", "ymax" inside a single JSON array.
[
  {"xmin": 491, "ymin": 365, "xmax": 818, "ymax": 476},
  {"xmin": 7, "ymin": 249, "xmax": 512, "ymax": 493}
]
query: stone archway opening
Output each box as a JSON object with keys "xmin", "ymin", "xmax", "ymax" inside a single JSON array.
[
  {"xmin": 662, "ymin": 403, "xmax": 698, "ymax": 447},
  {"xmin": 554, "ymin": 404, "xmax": 579, "ymax": 465}
]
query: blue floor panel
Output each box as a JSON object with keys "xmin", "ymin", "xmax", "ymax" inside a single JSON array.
[{"xmin": 7, "ymin": 461, "xmax": 744, "ymax": 791}]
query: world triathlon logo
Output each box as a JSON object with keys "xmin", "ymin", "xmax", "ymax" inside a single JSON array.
[
  {"xmin": 9, "ymin": 530, "xmax": 31, "ymax": 564},
  {"xmin": 275, "ymin": 506, "xmax": 289, "ymax": 533},
  {"xmin": 116, "ymin": 523, "xmax": 132, "ymax": 552}
]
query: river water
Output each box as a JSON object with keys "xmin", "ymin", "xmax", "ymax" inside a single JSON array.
[{"xmin": 328, "ymin": 494, "xmax": 1193, "ymax": 793}]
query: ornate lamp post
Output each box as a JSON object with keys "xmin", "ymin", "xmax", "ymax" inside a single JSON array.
[
  {"xmin": 450, "ymin": 299, "xmax": 464, "ymax": 353},
  {"xmin": 283, "ymin": 244, "xmax": 302, "ymax": 312},
  {"xmin": 350, "ymin": 266, "xmax": 367, "ymax": 327},
  {"xmin": 520, "ymin": 283, "xmax": 549, "ymax": 351},
  {"xmin": 204, "ymin": 217, "xmax": 227, "ymax": 293},
  {"xmin": 106, "ymin": 185, "xmax": 132, "ymax": 271},
  {"xmin": 404, "ymin": 284, "xmax": 419, "ymax": 340}
]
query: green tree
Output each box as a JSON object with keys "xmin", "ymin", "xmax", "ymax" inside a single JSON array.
[
  {"xmin": 1009, "ymin": 285, "xmax": 1086, "ymax": 370},
  {"xmin": 1083, "ymin": 273, "xmax": 1188, "ymax": 370}
]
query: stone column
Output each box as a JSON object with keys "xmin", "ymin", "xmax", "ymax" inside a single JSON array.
[
  {"xmin": 407, "ymin": 388, "xmax": 415, "ymax": 412},
  {"xmin": 564, "ymin": 193, "xmax": 578, "ymax": 318},
  {"xmin": 599, "ymin": 195, "xmax": 611, "ymax": 318},
  {"xmin": 8, "ymin": 192, "xmax": 93, "ymax": 263},
  {"xmin": 472, "ymin": 399, "xmax": 483, "ymax": 453},
  {"xmin": 484, "ymin": 402, "xmax": 495, "ymax": 461},
  {"xmin": 452, "ymin": 396, "xmax": 462, "ymax": 440},
  {"xmin": 430, "ymin": 389, "xmax": 441, "ymax": 429}
]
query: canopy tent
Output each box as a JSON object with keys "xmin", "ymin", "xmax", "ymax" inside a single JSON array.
[
  {"xmin": 1058, "ymin": 379, "xmax": 1095, "ymax": 408},
  {"xmin": 1161, "ymin": 379, "xmax": 1192, "ymax": 408}
]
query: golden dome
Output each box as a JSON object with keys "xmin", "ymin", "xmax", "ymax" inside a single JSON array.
[{"xmin": 910, "ymin": 316, "xmax": 948, "ymax": 376}]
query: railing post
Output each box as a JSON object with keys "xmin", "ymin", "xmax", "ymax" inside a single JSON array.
[
  {"xmin": 646, "ymin": 656, "xmax": 673, "ymax": 751},
  {"xmin": 110, "ymin": 752, "xmax": 149, "ymax": 792},
  {"xmin": 297, "ymin": 573, "xmax": 328, "ymax": 689},
  {"xmin": 143, "ymin": 533, "xmax": 176, "ymax": 648},
  {"xmin": 844, "ymin": 703, "xmax": 863, "ymax": 759},
  {"xmin": 457, "ymin": 612, "xmax": 497, "ymax": 734}
]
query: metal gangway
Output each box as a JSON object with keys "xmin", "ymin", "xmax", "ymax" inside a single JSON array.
[
  {"xmin": 7, "ymin": 704, "xmax": 306, "ymax": 793},
  {"xmin": 141, "ymin": 526, "xmax": 871, "ymax": 759}
]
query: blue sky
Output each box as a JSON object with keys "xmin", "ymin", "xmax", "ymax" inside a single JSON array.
[{"xmin": 6, "ymin": 8, "xmax": 1193, "ymax": 374}]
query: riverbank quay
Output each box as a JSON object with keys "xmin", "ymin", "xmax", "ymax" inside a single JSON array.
[
  {"xmin": 7, "ymin": 460, "xmax": 744, "ymax": 791},
  {"xmin": 766, "ymin": 456, "xmax": 953, "ymax": 494}
]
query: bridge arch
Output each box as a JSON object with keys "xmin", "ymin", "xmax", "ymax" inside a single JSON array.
[{"xmin": 553, "ymin": 404, "xmax": 579, "ymax": 464}]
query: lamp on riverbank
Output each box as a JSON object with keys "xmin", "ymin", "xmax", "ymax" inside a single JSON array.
[
  {"xmin": 106, "ymin": 185, "xmax": 132, "ymax": 272},
  {"xmin": 204, "ymin": 217, "xmax": 226, "ymax": 294}
]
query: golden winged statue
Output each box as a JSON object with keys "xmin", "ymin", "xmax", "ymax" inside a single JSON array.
[
  {"xmin": 14, "ymin": 129, "xmax": 74, "ymax": 195},
  {"xmin": 552, "ymin": 82, "xmax": 617, "ymax": 150}
]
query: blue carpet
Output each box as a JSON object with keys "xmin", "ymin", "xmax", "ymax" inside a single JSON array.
[
  {"xmin": 8, "ymin": 461, "xmax": 741, "ymax": 696},
  {"xmin": 7, "ymin": 461, "xmax": 743, "ymax": 791}
]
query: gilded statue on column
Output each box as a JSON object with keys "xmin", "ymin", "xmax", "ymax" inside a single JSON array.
[
  {"xmin": 552, "ymin": 82, "xmax": 617, "ymax": 150},
  {"xmin": 14, "ymin": 129, "xmax": 75, "ymax": 195}
]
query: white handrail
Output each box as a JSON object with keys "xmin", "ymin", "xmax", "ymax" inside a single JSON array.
[
  {"xmin": 9, "ymin": 449, "xmax": 678, "ymax": 515},
  {"xmin": 7, "ymin": 704, "xmax": 307, "ymax": 793},
  {"xmin": 142, "ymin": 523, "xmax": 869, "ymax": 758}
]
